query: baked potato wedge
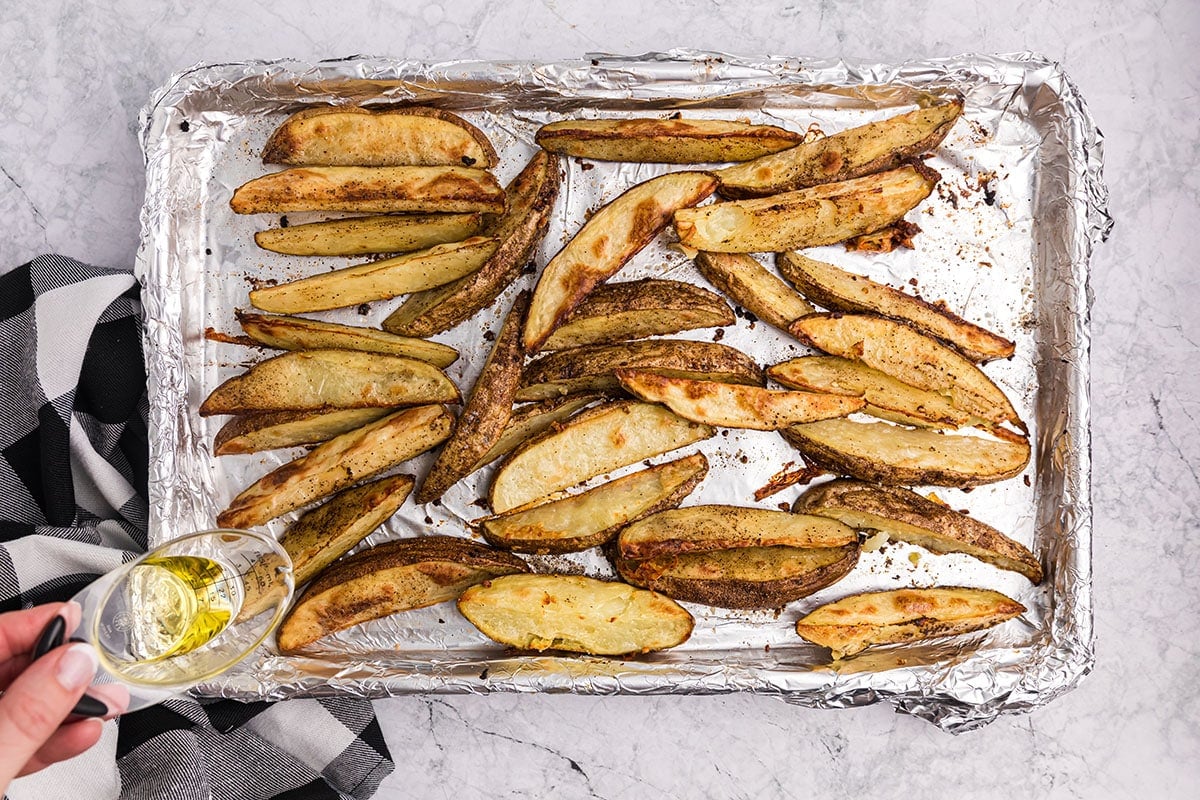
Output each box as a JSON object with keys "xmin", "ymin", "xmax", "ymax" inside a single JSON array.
[
  {"xmin": 540, "ymin": 279, "xmax": 734, "ymax": 351},
  {"xmin": 780, "ymin": 419, "xmax": 1030, "ymax": 487},
  {"xmin": 199, "ymin": 349, "xmax": 459, "ymax": 416},
  {"xmin": 457, "ymin": 574, "xmax": 693, "ymax": 655},
  {"xmin": 249, "ymin": 236, "xmax": 498, "ymax": 314},
  {"xmin": 489, "ymin": 400, "xmax": 714, "ymax": 513},
  {"xmin": 277, "ymin": 535, "xmax": 527, "ymax": 653},
  {"xmin": 524, "ymin": 171, "xmax": 718, "ymax": 351},
  {"xmin": 715, "ymin": 97, "xmax": 962, "ymax": 198},
  {"xmin": 794, "ymin": 480, "xmax": 1043, "ymax": 583},
  {"xmin": 476, "ymin": 453, "xmax": 707, "ymax": 554},
  {"xmin": 535, "ymin": 117, "xmax": 803, "ymax": 163},
  {"xmin": 516, "ymin": 339, "xmax": 764, "ymax": 402},
  {"xmin": 618, "ymin": 505, "xmax": 858, "ymax": 559},
  {"xmin": 789, "ymin": 314, "xmax": 1021, "ymax": 429},
  {"xmin": 778, "ymin": 252, "xmax": 1015, "ymax": 362},
  {"xmin": 468, "ymin": 394, "xmax": 602, "ymax": 473},
  {"xmin": 674, "ymin": 163, "xmax": 939, "ymax": 253},
  {"xmin": 767, "ymin": 356, "xmax": 980, "ymax": 429},
  {"xmin": 794, "ymin": 586, "xmax": 1025, "ymax": 659},
  {"xmin": 235, "ymin": 311, "xmax": 458, "ymax": 368},
  {"xmin": 417, "ymin": 292, "xmax": 528, "ymax": 503},
  {"xmin": 213, "ymin": 407, "xmax": 395, "ymax": 455},
  {"xmin": 382, "ymin": 151, "xmax": 561, "ymax": 337},
  {"xmin": 615, "ymin": 369, "xmax": 864, "ymax": 430},
  {"xmin": 253, "ymin": 212, "xmax": 482, "ymax": 257},
  {"xmin": 217, "ymin": 404, "xmax": 454, "ymax": 529},
  {"xmin": 230, "ymin": 166, "xmax": 505, "ymax": 215},
  {"xmin": 262, "ymin": 106, "xmax": 498, "ymax": 168},
  {"xmin": 692, "ymin": 251, "xmax": 814, "ymax": 334}
]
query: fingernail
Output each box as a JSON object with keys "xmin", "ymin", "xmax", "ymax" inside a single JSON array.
[
  {"xmin": 70, "ymin": 694, "xmax": 109, "ymax": 718},
  {"xmin": 34, "ymin": 615, "xmax": 67, "ymax": 659},
  {"xmin": 56, "ymin": 643, "xmax": 99, "ymax": 691}
]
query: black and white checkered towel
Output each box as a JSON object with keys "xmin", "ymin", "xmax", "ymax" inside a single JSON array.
[{"xmin": 1, "ymin": 255, "xmax": 394, "ymax": 800}]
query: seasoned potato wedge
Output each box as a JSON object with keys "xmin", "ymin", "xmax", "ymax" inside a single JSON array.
[
  {"xmin": 262, "ymin": 106, "xmax": 498, "ymax": 168},
  {"xmin": 254, "ymin": 212, "xmax": 482, "ymax": 257},
  {"xmin": 382, "ymin": 151, "xmax": 561, "ymax": 337},
  {"xmin": 541, "ymin": 279, "xmax": 733, "ymax": 351},
  {"xmin": 417, "ymin": 292, "xmax": 528, "ymax": 503},
  {"xmin": 524, "ymin": 171, "xmax": 718, "ymax": 351},
  {"xmin": 778, "ymin": 252, "xmax": 1014, "ymax": 362},
  {"xmin": 235, "ymin": 311, "xmax": 458, "ymax": 368},
  {"xmin": 535, "ymin": 117, "xmax": 803, "ymax": 163},
  {"xmin": 199, "ymin": 349, "xmax": 459, "ymax": 416},
  {"xmin": 278, "ymin": 535, "xmax": 527, "ymax": 653},
  {"xmin": 789, "ymin": 314, "xmax": 1021, "ymax": 429},
  {"xmin": 468, "ymin": 395, "xmax": 602, "ymax": 473},
  {"xmin": 618, "ymin": 505, "xmax": 858, "ymax": 559},
  {"xmin": 517, "ymin": 339, "xmax": 764, "ymax": 402},
  {"xmin": 767, "ymin": 356, "xmax": 979, "ymax": 429},
  {"xmin": 674, "ymin": 163, "xmax": 939, "ymax": 253},
  {"xmin": 457, "ymin": 574, "xmax": 693, "ymax": 655},
  {"xmin": 794, "ymin": 586, "xmax": 1025, "ymax": 659},
  {"xmin": 249, "ymin": 236, "xmax": 498, "ymax": 314},
  {"xmin": 489, "ymin": 400, "xmax": 714, "ymax": 513},
  {"xmin": 213, "ymin": 407, "xmax": 395, "ymax": 455},
  {"xmin": 477, "ymin": 453, "xmax": 707, "ymax": 554},
  {"xmin": 693, "ymin": 251, "xmax": 814, "ymax": 333},
  {"xmin": 230, "ymin": 166, "xmax": 505, "ymax": 215},
  {"xmin": 217, "ymin": 405, "xmax": 454, "ymax": 529},
  {"xmin": 780, "ymin": 419, "xmax": 1030, "ymax": 487},
  {"xmin": 615, "ymin": 369, "xmax": 864, "ymax": 430},
  {"xmin": 715, "ymin": 98, "xmax": 962, "ymax": 198},
  {"xmin": 794, "ymin": 480, "xmax": 1043, "ymax": 582}
]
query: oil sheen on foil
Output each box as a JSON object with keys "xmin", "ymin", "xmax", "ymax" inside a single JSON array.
[{"xmin": 135, "ymin": 51, "xmax": 1109, "ymax": 732}]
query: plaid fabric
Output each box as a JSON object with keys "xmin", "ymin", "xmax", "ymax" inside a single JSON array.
[{"xmin": 1, "ymin": 255, "xmax": 393, "ymax": 800}]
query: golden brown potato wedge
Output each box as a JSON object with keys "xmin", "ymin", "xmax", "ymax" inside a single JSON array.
[
  {"xmin": 516, "ymin": 339, "xmax": 764, "ymax": 402},
  {"xmin": 457, "ymin": 574, "xmax": 693, "ymax": 655},
  {"xmin": 535, "ymin": 117, "xmax": 803, "ymax": 163},
  {"xmin": 277, "ymin": 535, "xmax": 527, "ymax": 653},
  {"xmin": 230, "ymin": 166, "xmax": 505, "ymax": 215},
  {"xmin": 541, "ymin": 279, "xmax": 734, "ymax": 351},
  {"xmin": 199, "ymin": 349, "xmax": 460, "ymax": 416},
  {"xmin": 468, "ymin": 395, "xmax": 602, "ymax": 473},
  {"xmin": 235, "ymin": 311, "xmax": 458, "ymax": 368},
  {"xmin": 794, "ymin": 586, "xmax": 1025, "ymax": 659},
  {"xmin": 715, "ymin": 98, "xmax": 962, "ymax": 198},
  {"xmin": 618, "ymin": 505, "xmax": 858, "ymax": 559},
  {"xmin": 777, "ymin": 252, "xmax": 1015, "ymax": 362},
  {"xmin": 780, "ymin": 419, "xmax": 1030, "ymax": 488},
  {"xmin": 417, "ymin": 292, "xmax": 529, "ymax": 504},
  {"xmin": 767, "ymin": 356, "xmax": 980, "ymax": 429},
  {"xmin": 476, "ymin": 453, "xmax": 707, "ymax": 554},
  {"xmin": 217, "ymin": 404, "xmax": 454, "ymax": 529},
  {"xmin": 489, "ymin": 400, "xmax": 714, "ymax": 513},
  {"xmin": 789, "ymin": 314, "xmax": 1021, "ymax": 429},
  {"xmin": 674, "ymin": 163, "xmax": 939, "ymax": 253},
  {"xmin": 524, "ymin": 171, "xmax": 718, "ymax": 351},
  {"xmin": 254, "ymin": 212, "xmax": 483, "ymax": 257},
  {"xmin": 794, "ymin": 480, "xmax": 1043, "ymax": 583},
  {"xmin": 692, "ymin": 251, "xmax": 814, "ymax": 334},
  {"xmin": 262, "ymin": 106, "xmax": 498, "ymax": 168},
  {"xmin": 615, "ymin": 369, "xmax": 864, "ymax": 430},
  {"xmin": 249, "ymin": 237, "xmax": 498, "ymax": 314},
  {"xmin": 213, "ymin": 407, "xmax": 395, "ymax": 455},
  {"xmin": 382, "ymin": 151, "xmax": 562, "ymax": 337}
]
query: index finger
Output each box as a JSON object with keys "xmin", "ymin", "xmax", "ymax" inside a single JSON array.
[{"xmin": 0, "ymin": 603, "xmax": 80, "ymax": 685}]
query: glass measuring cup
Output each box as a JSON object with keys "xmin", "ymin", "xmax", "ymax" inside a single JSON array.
[{"xmin": 36, "ymin": 529, "xmax": 294, "ymax": 715}]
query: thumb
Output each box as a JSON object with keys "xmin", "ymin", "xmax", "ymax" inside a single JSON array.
[{"xmin": 0, "ymin": 642, "xmax": 98, "ymax": 785}]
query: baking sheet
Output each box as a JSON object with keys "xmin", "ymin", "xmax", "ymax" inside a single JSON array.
[{"xmin": 135, "ymin": 51, "xmax": 1108, "ymax": 732}]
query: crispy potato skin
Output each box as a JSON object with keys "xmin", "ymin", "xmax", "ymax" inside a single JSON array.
[
  {"xmin": 535, "ymin": 117, "xmax": 803, "ymax": 163},
  {"xmin": 253, "ymin": 212, "xmax": 482, "ymax": 257},
  {"xmin": 794, "ymin": 479, "xmax": 1042, "ymax": 582},
  {"xmin": 715, "ymin": 98, "xmax": 963, "ymax": 198},
  {"xmin": 277, "ymin": 535, "xmax": 527, "ymax": 653},
  {"xmin": 693, "ymin": 251, "xmax": 814, "ymax": 334},
  {"xmin": 794, "ymin": 586, "xmax": 1025, "ymax": 658},
  {"xmin": 235, "ymin": 311, "xmax": 458, "ymax": 368},
  {"xmin": 383, "ymin": 151, "xmax": 561, "ymax": 337},
  {"xmin": 213, "ymin": 407, "xmax": 395, "ymax": 455},
  {"xmin": 457, "ymin": 574, "xmax": 693, "ymax": 655}
]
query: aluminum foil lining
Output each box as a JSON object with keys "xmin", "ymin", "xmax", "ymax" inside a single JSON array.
[{"xmin": 135, "ymin": 51, "xmax": 1108, "ymax": 732}]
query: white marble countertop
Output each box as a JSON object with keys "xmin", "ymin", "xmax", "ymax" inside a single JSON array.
[{"xmin": 3, "ymin": 1, "xmax": 1197, "ymax": 797}]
